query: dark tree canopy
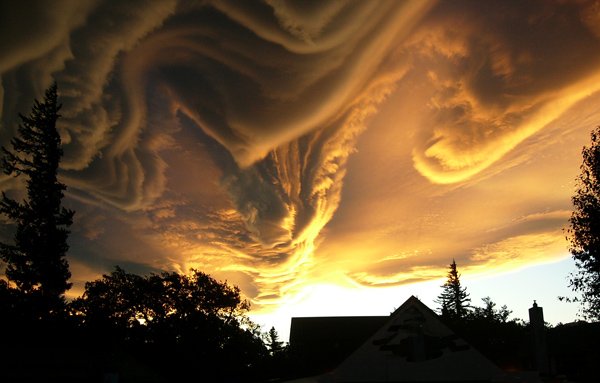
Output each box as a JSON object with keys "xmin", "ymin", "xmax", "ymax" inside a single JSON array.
[
  {"xmin": 72, "ymin": 266, "xmax": 251, "ymax": 332},
  {"xmin": 71, "ymin": 267, "xmax": 268, "ymax": 380},
  {"xmin": 566, "ymin": 126, "xmax": 600, "ymax": 321},
  {"xmin": 0, "ymin": 83, "xmax": 73, "ymax": 318},
  {"xmin": 436, "ymin": 259, "xmax": 471, "ymax": 319},
  {"xmin": 471, "ymin": 296, "xmax": 512, "ymax": 323},
  {"xmin": 454, "ymin": 297, "xmax": 526, "ymax": 371}
]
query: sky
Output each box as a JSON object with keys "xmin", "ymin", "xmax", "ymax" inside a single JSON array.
[{"xmin": 1, "ymin": 0, "xmax": 599, "ymax": 339}]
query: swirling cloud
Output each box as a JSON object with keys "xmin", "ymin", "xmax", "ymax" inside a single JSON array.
[
  {"xmin": 2, "ymin": 0, "xmax": 600, "ymax": 315},
  {"xmin": 1, "ymin": 0, "xmax": 434, "ymax": 306},
  {"xmin": 407, "ymin": 0, "xmax": 600, "ymax": 183}
]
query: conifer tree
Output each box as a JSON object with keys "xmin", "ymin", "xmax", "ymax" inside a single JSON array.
[
  {"xmin": 0, "ymin": 83, "xmax": 74, "ymax": 318},
  {"xmin": 436, "ymin": 259, "xmax": 471, "ymax": 319},
  {"xmin": 267, "ymin": 326, "xmax": 284, "ymax": 355},
  {"xmin": 566, "ymin": 126, "xmax": 600, "ymax": 320}
]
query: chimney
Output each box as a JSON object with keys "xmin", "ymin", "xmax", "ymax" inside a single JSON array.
[{"xmin": 528, "ymin": 300, "xmax": 549, "ymax": 375}]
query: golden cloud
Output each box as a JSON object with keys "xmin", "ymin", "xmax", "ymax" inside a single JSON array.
[{"xmin": 1, "ymin": 1, "xmax": 598, "ymax": 316}]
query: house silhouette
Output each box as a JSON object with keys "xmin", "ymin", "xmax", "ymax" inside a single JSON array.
[{"xmin": 286, "ymin": 296, "xmax": 542, "ymax": 383}]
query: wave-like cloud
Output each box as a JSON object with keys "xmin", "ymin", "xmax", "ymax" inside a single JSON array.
[
  {"xmin": 346, "ymin": 210, "xmax": 571, "ymax": 288},
  {"xmin": 407, "ymin": 0, "xmax": 600, "ymax": 184},
  {"xmin": 0, "ymin": 0, "xmax": 434, "ymax": 305},
  {"xmin": 2, "ymin": 0, "xmax": 600, "ymax": 309}
]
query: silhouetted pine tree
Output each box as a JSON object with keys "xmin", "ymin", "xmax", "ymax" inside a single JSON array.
[
  {"xmin": 0, "ymin": 83, "xmax": 73, "ymax": 318},
  {"xmin": 436, "ymin": 259, "xmax": 471, "ymax": 319},
  {"xmin": 565, "ymin": 126, "xmax": 600, "ymax": 321},
  {"xmin": 267, "ymin": 326, "xmax": 284, "ymax": 355}
]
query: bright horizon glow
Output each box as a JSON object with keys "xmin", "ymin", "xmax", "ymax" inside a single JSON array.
[{"xmin": 251, "ymin": 256, "xmax": 580, "ymax": 342}]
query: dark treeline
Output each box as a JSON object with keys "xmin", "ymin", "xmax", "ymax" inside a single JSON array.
[{"xmin": 1, "ymin": 267, "xmax": 272, "ymax": 382}]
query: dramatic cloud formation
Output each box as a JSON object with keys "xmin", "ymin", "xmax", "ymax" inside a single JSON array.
[{"xmin": 1, "ymin": 0, "xmax": 599, "ymax": 318}]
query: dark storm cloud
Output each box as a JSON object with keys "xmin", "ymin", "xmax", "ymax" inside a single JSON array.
[{"xmin": 0, "ymin": 0, "xmax": 96, "ymax": 74}]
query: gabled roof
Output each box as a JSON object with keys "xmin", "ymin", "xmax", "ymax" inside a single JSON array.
[
  {"xmin": 290, "ymin": 316, "xmax": 389, "ymax": 349},
  {"xmin": 328, "ymin": 296, "xmax": 503, "ymax": 382},
  {"xmin": 289, "ymin": 316, "xmax": 389, "ymax": 377}
]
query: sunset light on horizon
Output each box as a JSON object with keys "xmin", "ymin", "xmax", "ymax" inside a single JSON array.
[{"xmin": 2, "ymin": 0, "xmax": 599, "ymax": 339}]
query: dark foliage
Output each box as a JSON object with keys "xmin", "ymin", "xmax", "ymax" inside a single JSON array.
[
  {"xmin": 549, "ymin": 321, "xmax": 600, "ymax": 382},
  {"xmin": 267, "ymin": 326, "xmax": 284, "ymax": 355},
  {"xmin": 435, "ymin": 259, "xmax": 471, "ymax": 319},
  {"xmin": 449, "ymin": 297, "xmax": 528, "ymax": 371},
  {"xmin": 433, "ymin": 265, "xmax": 530, "ymax": 371},
  {"xmin": 71, "ymin": 267, "xmax": 269, "ymax": 381},
  {"xmin": 565, "ymin": 126, "xmax": 600, "ymax": 321},
  {"xmin": 1, "ymin": 266, "xmax": 271, "ymax": 382},
  {"xmin": 471, "ymin": 296, "xmax": 512, "ymax": 323},
  {"xmin": 263, "ymin": 326, "xmax": 292, "ymax": 380},
  {"xmin": 0, "ymin": 83, "xmax": 74, "ymax": 319},
  {"xmin": 72, "ymin": 266, "xmax": 251, "ymax": 329}
]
